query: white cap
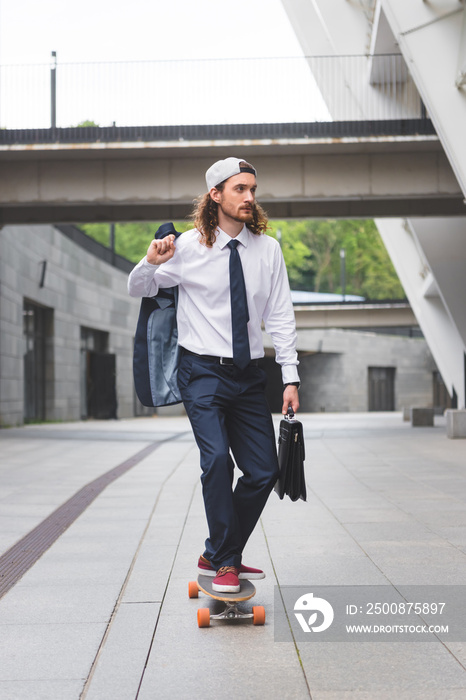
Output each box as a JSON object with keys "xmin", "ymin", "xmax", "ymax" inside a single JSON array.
[{"xmin": 205, "ymin": 157, "xmax": 257, "ymax": 191}]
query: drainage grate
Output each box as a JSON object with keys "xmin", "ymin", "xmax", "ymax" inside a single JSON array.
[{"xmin": 0, "ymin": 441, "xmax": 161, "ymax": 599}]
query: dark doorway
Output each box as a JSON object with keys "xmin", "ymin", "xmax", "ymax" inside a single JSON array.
[
  {"xmin": 87, "ymin": 352, "xmax": 117, "ymax": 419},
  {"xmin": 80, "ymin": 327, "xmax": 116, "ymax": 419},
  {"xmin": 368, "ymin": 366, "xmax": 395, "ymax": 411},
  {"xmin": 23, "ymin": 301, "xmax": 54, "ymax": 422}
]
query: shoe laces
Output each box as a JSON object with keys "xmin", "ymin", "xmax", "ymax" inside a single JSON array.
[{"xmin": 216, "ymin": 566, "xmax": 238, "ymax": 578}]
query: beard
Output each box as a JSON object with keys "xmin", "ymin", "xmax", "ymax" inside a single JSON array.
[{"xmin": 218, "ymin": 201, "xmax": 255, "ymax": 224}]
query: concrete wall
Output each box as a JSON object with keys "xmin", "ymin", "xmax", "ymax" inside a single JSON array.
[
  {"xmin": 297, "ymin": 329, "xmax": 436, "ymax": 413},
  {"xmin": 264, "ymin": 327, "xmax": 437, "ymax": 413},
  {"xmin": 0, "ymin": 225, "xmax": 141, "ymax": 426}
]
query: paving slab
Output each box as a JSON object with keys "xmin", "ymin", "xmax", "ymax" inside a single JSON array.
[
  {"xmin": 0, "ymin": 680, "xmax": 85, "ymax": 700},
  {"xmin": 298, "ymin": 642, "xmax": 466, "ymax": 697},
  {"xmin": 0, "ymin": 622, "xmax": 107, "ymax": 681},
  {"xmin": 83, "ymin": 602, "xmax": 161, "ymax": 700}
]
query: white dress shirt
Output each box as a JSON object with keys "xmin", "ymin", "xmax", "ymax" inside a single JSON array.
[{"xmin": 128, "ymin": 226, "xmax": 299, "ymax": 383}]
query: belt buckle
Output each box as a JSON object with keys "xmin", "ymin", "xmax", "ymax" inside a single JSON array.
[{"xmin": 219, "ymin": 357, "xmax": 231, "ymax": 366}]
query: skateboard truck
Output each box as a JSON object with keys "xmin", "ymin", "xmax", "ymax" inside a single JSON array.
[{"xmin": 212, "ymin": 602, "xmax": 251, "ymax": 620}]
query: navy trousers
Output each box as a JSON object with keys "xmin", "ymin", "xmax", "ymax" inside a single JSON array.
[{"xmin": 178, "ymin": 352, "xmax": 279, "ymax": 570}]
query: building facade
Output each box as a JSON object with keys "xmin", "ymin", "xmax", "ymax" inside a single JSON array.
[
  {"xmin": 0, "ymin": 225, "xmax": 145, "ymax": 426},
  {"xmin": 0, "ymin": 225, "xmax": 444, "ymax": 426},
  {"xmin": 263, "ymin": 328, "xmax": 442, "ymax": 414}
]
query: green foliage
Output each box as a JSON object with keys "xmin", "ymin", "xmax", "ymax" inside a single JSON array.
[
  {"xmin": 80, "ymin": 221, "xmax": 192, "ymax": 263},
  {"xmin": 267, "ymin": 219, "xmax": 404, "ymax": 300},
  {"xmin": 81, "ymin": 218, "xmax": 405, "ymax": 300},
  {"xmin": 74, "ymin": 120, "xmax": 100, "ymax": 127},
  {"xmin": 80, "ymin": 223, "xmax": 109, "ymax": 247}
]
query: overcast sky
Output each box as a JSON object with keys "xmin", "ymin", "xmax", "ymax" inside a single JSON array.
[
  {"xmin": 0, "ymin": 0, "xmax": 303, "ymax": 65},
  {"xmin": 0, "ymin": 1, "xmax": 328, "ymax": 128}
]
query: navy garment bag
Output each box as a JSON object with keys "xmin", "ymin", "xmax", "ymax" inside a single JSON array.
[{"xmin": 133, "ymin": 222, "xmax": 183, "ymax": 407}]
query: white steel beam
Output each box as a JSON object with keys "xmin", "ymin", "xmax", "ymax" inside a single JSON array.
[
  {"xmin": 381, "ymin": 0, "xmax": 466, "ymax": 196},
  {"xmin": 376, "ymin": 216, "xmax": 466, "ymax": 408}
]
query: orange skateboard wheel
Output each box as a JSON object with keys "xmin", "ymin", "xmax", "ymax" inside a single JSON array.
[
  {"xmin": 188, "ymin": 581, "xmax": 199, "ymax": 598},
  {"xmin": 197, "ymin": 608, "xmax": 211, "ymax": 627},
  {"xmin": 253, "ymin": 606, "xmax": 265, "ymax": 625}
]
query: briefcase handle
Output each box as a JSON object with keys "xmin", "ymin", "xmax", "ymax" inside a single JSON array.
[{"xmin": 284, "ymin": 406, "xmax": 297, "ymax": 423}]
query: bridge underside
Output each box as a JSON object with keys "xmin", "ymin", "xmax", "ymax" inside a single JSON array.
[
  {"xmin": 1, "ymin": 134, "xmax": 464, "ymax": 224},
  {"xmin": 3, "ymin": 197, "xmax": 464, "ymax": 225}
]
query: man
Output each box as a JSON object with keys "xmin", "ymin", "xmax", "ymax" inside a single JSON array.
[{"xmin": 128, "ymin": 157, "xmax": 299, "ymax": 593}]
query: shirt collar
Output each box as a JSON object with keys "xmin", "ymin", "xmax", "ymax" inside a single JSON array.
[{"xmin": 216, "ymin": 225, "xmax": 250, "ymax": 250}]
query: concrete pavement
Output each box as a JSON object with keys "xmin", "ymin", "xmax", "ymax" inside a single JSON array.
[{"xmin": 0, "ymin": 412, "xmax": 465, "ymax": 699}]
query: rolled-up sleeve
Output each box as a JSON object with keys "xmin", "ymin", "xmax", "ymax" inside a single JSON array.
[{"xmin": 262, "ymin": 247, "xmax": 300, "ymax": 384}]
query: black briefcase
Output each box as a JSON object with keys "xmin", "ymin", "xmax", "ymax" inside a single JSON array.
[{"xmin": 275, "ymin": 407, "xmax": 306, "ymax": 502}]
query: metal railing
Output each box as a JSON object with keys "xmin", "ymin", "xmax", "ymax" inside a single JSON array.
[{"xmin": 0, "ymin": 54, "xmax": 431, "ymax": 138}]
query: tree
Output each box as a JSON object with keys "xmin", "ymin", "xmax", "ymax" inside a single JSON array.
[
  {"xmin": 80, "ymin": 221, "xmax": 192, "ymax": 262},
  {"xmin": 267, "ymin": 222, "xmax": 314, "ymax": 290},
  {"xmin": 74, "ymin": 120, "xmax": 100, "ymax": 128},
  {"xmin": 267, "ymin": 219, "xmax": 404, "ymax": 299}
]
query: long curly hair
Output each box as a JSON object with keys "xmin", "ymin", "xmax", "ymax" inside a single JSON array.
[{"xmin": 191, "ymin": 179, "xmax": 269, "ymax": 248}]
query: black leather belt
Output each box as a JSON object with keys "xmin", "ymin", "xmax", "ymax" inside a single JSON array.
[{"xmin": 181, "ymin": 348, "xmax": 260, "ymax": 367}]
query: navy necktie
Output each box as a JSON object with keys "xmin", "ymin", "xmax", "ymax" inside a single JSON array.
[{"xmin": 227, "ymin": 240, "xmax": 251, "ymax": 369}]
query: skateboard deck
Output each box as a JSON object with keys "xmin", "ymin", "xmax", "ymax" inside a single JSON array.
[{"xmin": 188, "ymin": 574, "xmax": 265, "ymax": 627}]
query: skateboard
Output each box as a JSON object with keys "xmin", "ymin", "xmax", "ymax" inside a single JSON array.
[{"xmin": 188, "ymin": 574, "xmax": 266, "ymax": 628}]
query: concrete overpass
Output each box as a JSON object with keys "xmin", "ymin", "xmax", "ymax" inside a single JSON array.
[
  {"xmin": 294, "ymin": 300, "xmax": 416, "ymax": 330},
  {"xmin": 1, "ymin": 123, "xmax": 464, "ymax": 224}
]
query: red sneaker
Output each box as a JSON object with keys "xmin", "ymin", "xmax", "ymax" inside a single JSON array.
[
  {"xmin": 197, "ymin": 555, "xmax": 265, "ymax": 580},
  {"xmin": 212, "ymin": 566, "xmax": 240, "ymax": 593},
  {"xmin": 238, "ymin": 563, "xmax": 266, "ymax": 580}
]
